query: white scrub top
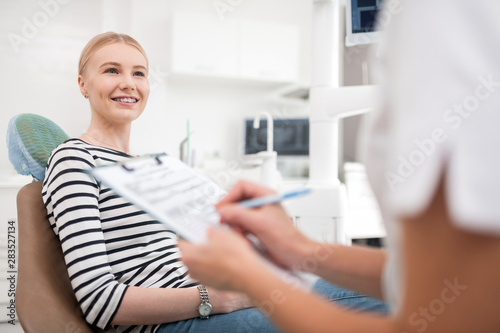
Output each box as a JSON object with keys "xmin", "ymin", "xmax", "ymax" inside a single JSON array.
[{"xmin": 362, "ymin": 0, "xmax": 500, "ymax": 312}]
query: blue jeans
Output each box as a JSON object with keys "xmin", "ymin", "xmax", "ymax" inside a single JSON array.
[{"xmin": 157, "ymin": 279, "xmax": 389, "ymax": 333}]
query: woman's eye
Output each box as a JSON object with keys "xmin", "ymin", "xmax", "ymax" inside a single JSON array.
[
  {"xmin": 134, "ymin": 71, "xmax": 145, "ymax": 77},
  {"xmin": 105, "ymin": 68, "xmax": 118, "ymax": 74}
]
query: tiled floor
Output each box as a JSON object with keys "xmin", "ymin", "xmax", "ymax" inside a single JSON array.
[{"xmin": 0, "ymin": 321, "xmax": 24, "ymax": 332}]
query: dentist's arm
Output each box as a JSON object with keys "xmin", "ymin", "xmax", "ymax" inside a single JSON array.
[
  {"xmin": 179, "ymin": 181, "xmax": 500, "ymax": 333},
  {"xmin": 179, "ymin": 226, "xmax": 395, "ymax": 333},
  {"xmin": 216, "ymin": 180, "xmax": 386, "ymax": 299}
]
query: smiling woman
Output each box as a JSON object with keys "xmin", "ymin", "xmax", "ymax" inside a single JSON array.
[
  {"xmin": 77, "ymin": 33, "xmax": 150, "ymax": 153},
  {"xmin": 40, "ymin": 32, "xmax": 279, "ymax": 333}
]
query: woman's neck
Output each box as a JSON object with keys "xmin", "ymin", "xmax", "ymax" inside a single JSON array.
[
  {"xmin": 80, "ymin": 130, "xmax": 131, "ymax": 154},
  {"xmin": 80, "ymin": 112, "xmax": 133, "ymax": 154}
]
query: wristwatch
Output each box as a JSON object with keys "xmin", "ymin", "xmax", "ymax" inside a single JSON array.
[{"xmin": 197, "ymin": 285, "xmax": 213, "ymax": 319}]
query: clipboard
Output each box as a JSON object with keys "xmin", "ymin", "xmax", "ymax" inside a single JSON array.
[
  {"xmin": 90, "ymin": 154, "xmax": 317, "ymax": 290},
  {"xmin": 90, "ymin": 154, "xmax": 226, "ymax": 244}
]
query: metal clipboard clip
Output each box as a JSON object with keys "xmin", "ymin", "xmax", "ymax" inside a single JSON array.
[{"xmin": 120, "ymin": 153, "xmax": 166, "ymax": 172}]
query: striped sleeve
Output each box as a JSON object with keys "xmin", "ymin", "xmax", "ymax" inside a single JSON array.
[{"xmin": 42, "ymin": 143, "xmax": 128, "ymax": 330}]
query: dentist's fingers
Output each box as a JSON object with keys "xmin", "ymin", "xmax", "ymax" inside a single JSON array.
[
  {"xmin": 217, "ymin": 202, "xmax": 317, "ymax": 270},
  {"xmin": 218, "ymin": 203, "xmax": 267, "ymax": 228},
  {"xmin": 217, "ymin": 201, "xmax": 290, "ymax": 236},
  {"xmin": 216, "ymin": 180, "xmax": 275, "ymax": 207}
]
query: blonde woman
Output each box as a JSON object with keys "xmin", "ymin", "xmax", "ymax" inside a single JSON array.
[{"xmin": 42, "ymin": 32, "xmax": 268, "ymax": 333}]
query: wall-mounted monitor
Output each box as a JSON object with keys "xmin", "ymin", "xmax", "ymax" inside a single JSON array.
[
  {"xmin": 345, "ymin": 0, "xmax": 382, "ymax": 46},
  {"xmin": 244, "ymin": 118, "xmax": 309, "ymax": 156}
]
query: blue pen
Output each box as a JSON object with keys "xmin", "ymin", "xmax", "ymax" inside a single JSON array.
[{"xmin": 239, "ymin": 188, "xmax": 312, "ymax": 209}]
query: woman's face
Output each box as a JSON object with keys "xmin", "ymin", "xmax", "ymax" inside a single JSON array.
[{"xmin": 78, "ymin": 42, "xmax": 150, "ymax": 125}]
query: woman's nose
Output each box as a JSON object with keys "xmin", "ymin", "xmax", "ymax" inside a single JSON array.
[{"xmin": 119, "ymin": 74, "xmax": 136, "ymax": 90}]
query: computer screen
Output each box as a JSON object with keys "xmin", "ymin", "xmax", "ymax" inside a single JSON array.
[
  {"xmin": 244, "ymin": 118, "xmax": 309, "ymax": 156},
  {"xmin": 346, "ymin": 0, "xmax": 383, "ymax": 46}
]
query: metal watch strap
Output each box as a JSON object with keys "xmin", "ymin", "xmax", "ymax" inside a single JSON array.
[
  {"xmin": 198, "ymin": 285, "xmax": 210, "ymax": 303},
  {"xmin": 197, "ymin": 285, "xmax": 212, "ymax": 319}
]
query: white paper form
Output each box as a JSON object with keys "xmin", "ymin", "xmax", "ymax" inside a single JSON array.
[
  {"xmin": 91, "ymin": 154, "xmax": 317, "ymax": 290},
  {"xmin": 90, "ymin": 154, "xmax": 226, "ymax": 244}
]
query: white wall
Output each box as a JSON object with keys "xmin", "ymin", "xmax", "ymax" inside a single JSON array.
[
  {"xmin": 1, "ymin": 0, "xmax": 99, "ymax": 174},
  {"xmin": 0, "ymin": 0, "xmax": 313, "ymax": 176},
  {"xmin": 0, "ymin": 0, "xmax": 371, "ymax": 179}
]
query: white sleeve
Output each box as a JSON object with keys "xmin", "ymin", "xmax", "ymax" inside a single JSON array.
[{"xmin": 365, "ymin": 0, "xmax": 500, "ymax": 235}]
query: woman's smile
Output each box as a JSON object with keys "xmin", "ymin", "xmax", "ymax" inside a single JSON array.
[
  {"xmin": 79, "ymin": 42, "xmax": 150, "ymax": 124},
  {"xmin": 111, "ymin": 95, "xmax": 140, "ymax": 106}
]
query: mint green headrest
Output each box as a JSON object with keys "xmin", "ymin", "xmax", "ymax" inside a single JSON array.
[{"xmin": 6, "ymin": 113, "xmax": 70, "ymax": 181}]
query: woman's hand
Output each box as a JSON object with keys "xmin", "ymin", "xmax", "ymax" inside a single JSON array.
[{"xmin": 216, "ymin": 180, "xmax": 318, "ymax": 270}]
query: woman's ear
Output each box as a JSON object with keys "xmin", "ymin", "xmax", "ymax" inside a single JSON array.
[{"xmin": 78, "ymin": 75, "xmax": 87, "ymax": 98}]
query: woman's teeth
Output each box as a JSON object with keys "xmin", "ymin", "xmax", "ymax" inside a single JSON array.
[{"xmin": 113, "ymin": 97, "xmax": 137, "ymax": 103}]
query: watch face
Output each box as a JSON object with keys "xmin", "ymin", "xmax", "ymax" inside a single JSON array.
[{"xmin": 198, "ymin": 303, "xmax": 213, "ymax": 316}]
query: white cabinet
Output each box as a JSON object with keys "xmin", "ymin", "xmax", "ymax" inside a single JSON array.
[
  {"xmin": 171, "ymin": 11, "xmax": 300, "ymax": 83},
  {"xmin": 0, "ymin": 174, "xmax": 31, "ymax": 323},
  {"xmin": 0, "ymin": 176, "xmax": 29, "ymax": 221},
  {"xmin": 171, "ymin": 11, "xmax": 239, "ymax": 77},
  {"xmin": 240, "ymin": 20, "xmax": 299, "ymax": 82},
  {"xmin": 343, "ymin": 163, "xmax": 386, "ymax": 242}
]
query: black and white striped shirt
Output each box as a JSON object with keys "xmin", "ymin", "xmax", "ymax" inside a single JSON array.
[{"xmin": 42, "ymin": 139, "xmax": 198, "ymax": 333}]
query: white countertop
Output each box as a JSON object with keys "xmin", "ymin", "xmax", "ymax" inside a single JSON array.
[{"xmin": 0, "ymin": 172, "xmax": 32, "ymax": 189}]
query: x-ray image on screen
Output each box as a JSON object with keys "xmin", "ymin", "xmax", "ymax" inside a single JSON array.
[{"xmin": 244, "ymin": 118, "xmax": 309, "ymax": 156}]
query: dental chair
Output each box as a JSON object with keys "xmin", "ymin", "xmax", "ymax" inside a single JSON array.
[
  {"xmin": 16, "ymin": 181, "xmax": 96, "ymax": 333},
  {"xmin": 7, "ymin": 114, "xmax": 100, "ymax": 332}
]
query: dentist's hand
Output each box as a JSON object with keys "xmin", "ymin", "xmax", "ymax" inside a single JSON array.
[
  {"xmin": 215, "ymin": 180, "xmax": 317, "ymax": 271},
  {"xmin": 179, "ymin": 226, "xmax": 268, "ymax": 292},
  {"xmin": 206, "ymin": 285, "xmax": 255, "ymax": 314}
]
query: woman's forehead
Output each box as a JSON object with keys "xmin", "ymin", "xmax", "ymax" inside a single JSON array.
[{"xmin": 89, "ymin": 43, "xmax": 148, "ymax": 69}]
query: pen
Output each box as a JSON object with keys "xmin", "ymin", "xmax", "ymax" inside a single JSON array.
[{"xmin": 239, "ymin": 188, "xmax": 312, "ymax": 209}]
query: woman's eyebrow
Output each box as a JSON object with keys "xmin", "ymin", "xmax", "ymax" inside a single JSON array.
[
  {"xmin": 99, "ymin": 62, "xmax": 147, "ymax": 71},
  {"xmin": 99, "ymin": 61, "xmax": 121, "ymax": 68},
  {"xmin": 133, "ymin": 65, "xmax": 148, "ymax": 72}
]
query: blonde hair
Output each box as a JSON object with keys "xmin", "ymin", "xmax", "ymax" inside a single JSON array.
[{"xmin": 78, "ymin": 32, "xmax": 148, "ymax": 76}]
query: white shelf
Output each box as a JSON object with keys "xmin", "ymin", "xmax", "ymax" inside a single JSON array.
[
  {"xmin": 171, "ymin": 11, "xmax": 300, "ymax": 85},
  {"xmin": 167, "ymin": 71, "xmax": 296, "ymax": 88}
]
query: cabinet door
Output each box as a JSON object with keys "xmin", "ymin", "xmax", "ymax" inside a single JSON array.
[
  {"xmin": 171, "ymin": 11, "xmax": 238, "ymax": 77},
  {"xmin": 0, "ymin": 184, "xmax": 23, "ymax": 323},
  {"xmin": 240, "ymin": 20, "xmax": 300, "ymax": 82}
]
